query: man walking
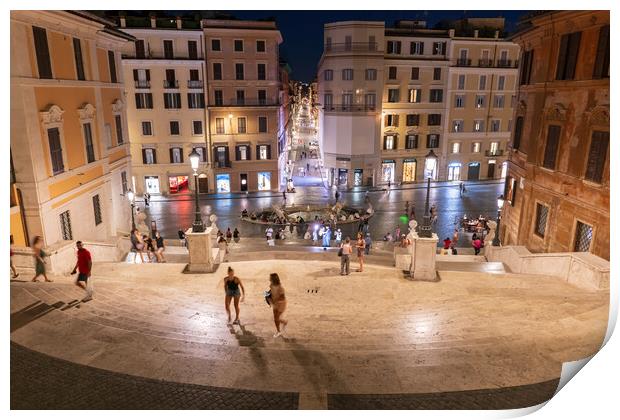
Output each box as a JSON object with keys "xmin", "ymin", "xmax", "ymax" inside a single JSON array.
[
  {"xmin": 340, "ymin": 237, "xmax": 353, "ymax": 276},
  {"xmin": 71, "ymin": 241, "xmax": 93, "ymax": 302}
]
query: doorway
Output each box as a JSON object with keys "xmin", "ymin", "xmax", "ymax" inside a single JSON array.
[
  {"xmin": 448, "ymin": 163, "xmax": 461, "ymax": 181},
  {"xmin": 240, "ymin": 173, "xmax": 248, "ymax": 192},
  {"xmin": 467, "ymin": 162, "xmax": 480, "ymax": 180},
  {"xmin": 338, "ymin": 168, "xmax": 348, "ymax": 186},
  {"xmin": 487, "ymin": 160, "xmax": 496, "ymax": 179},
  {"xmin": 198, "ymin": 176, "xmax": 209, "ymax": 194},
  {"xmin": 403, "ymin": 159, "xmax": 417, "ymax": 182}
]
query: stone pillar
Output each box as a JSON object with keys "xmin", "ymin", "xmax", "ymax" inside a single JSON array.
[
  {"xmin": 412, "ymin": 234, "xmax": 439, "ymax": 281},
  {"xmin": 185, "ymin": 226, "xmax": 215, "ymax": 273}
]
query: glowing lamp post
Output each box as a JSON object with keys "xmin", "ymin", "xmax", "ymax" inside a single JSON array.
[
  {"xmin": 492, "ymin": 194, "xmax": 505, "ymax": 246},
  {"xmin": 127, "ymin": 189, "xmax": 136, "ymax": 231},
  {"xmin": 189, "ymin": 150, "xmax": 205, "ymax": 233}
]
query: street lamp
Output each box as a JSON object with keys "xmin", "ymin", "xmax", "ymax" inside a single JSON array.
[
  {"xmin": 492, "ymin": 194, "xmax": 505, "ymax": 246},
  {"xmin": 189, "ymin": 150, "xmax": 205, "ymax": 233},
  {"xmin": 424, "ymin": 149, "xmax": 438, "ymax": 180},
  {"xmin": 127, "ymin": 189, "xmax": 136, "ymax": 231},
  {"xmin": 418, "ymin": 177, "xmax": 433, "ymax": 238}
]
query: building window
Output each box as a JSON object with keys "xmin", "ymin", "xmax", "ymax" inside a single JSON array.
[
  {"xmin": 411, "ymin": 67, "xmax": 419, "ymax": 80},
  {"xmin": 121, "ymin": 171, "xmax": 128, "ymax": 194},
  {"xmin": 513, "ymin": 116, "xmax": 524, "ymax": 150},
  {"xmin": 342, "ymin": 68, "xmax": 354, "ymax": 80},
  {"xmin": 188, "ymin": 40, "xmax": 198, "ymax": 59},
  {"xmin": 258, "ymin": 145, "xmax": 270, "ymax": 160},
  {"xmin": 258, "ymin": 116, "xmax": 268, "ymax": 133},
  {"xmin": 383, "ymin": 135, "xmax": 396, "ymax": 150},
  {"xmin": 193, "ymin": 147, "xmax": 206, "ymax": 162},
  {"xmin": 410, "ymin": 41, "xmax": 424, "ymax": 55},
  {"xmin": 405, "ymin": 135, "xmax": 418, "ymax": 149},
  {"xmin": 365, "ymin": 93, "xmax": 376, "ymax": 108},
  {"xmin": 107, "ymin": 51, "xmax": 117, "ymax": 83},
  {"xmin": 388, "ymin": 66, "xmax": 397, "ymax": 79},
  {"xmin": 83, "ymin": 123, "xmax": 95, "ymax": 163},
  {"xmin": 455, "ymin": 94, "xmax": 465, "ymax": 108},
  {"xmin": 142, "ymin": 148, "xmax": 156, "ymax": 164},
  {"xmin": 387, "ymin": 40, "xmax": 401, "ymax": 54},
  {"xmin": 73, "ymin": 38, "xmax": 85, "ymax": 80},
  {"xmin": 60, "ymin": 210, "xmax": 72, "ymax": 240},
  {"xmin": 235, "ymin": 63, "xmax": 245, "ymax": 80},
  {"xmin": 490, "ymin": 119, "xmax": 501, "ymax": 132},
  {"xmin": 234, "ymin": 39, "xmax": 244, "ymax": 52},
  {"xmin": 237, "ymin": 117, "xmax": 247, "ymax": 134},
  {"xmin": 48, "ymin": 128, "xmax": 64, "ymax": 175},
  {"xmin": 475, "ymin": 95, "xmax": 485, "ymax": 108},
  {"xmin": 163, "ymin": 40, "xmax": 174, "ymax": 59},
  {"xmin": 169, "ymin": 121, "xmax": 180, "ymax": 135},
  {"xmin": 432, "ymin": 42, "xmax": 445, "ymax": 55},
  {"xmin": 427, "ymin": 114, "xmax": 441, "ymax": 126},
  {"xmin": 32, "ymin": 26, "xmax": 52, "ymax": 79},
  {"xmin": 384, "ymin": 114, "xmax": 399, "ymax": 127},
  {"xmin": 479, "ymin": 75, "xmax": 487, "ymax": 90},
  {"xmin": 457, "ymin": 75, "xmax": 465, "ymax": 90},
  {"xmin": 142, "ymin": 121, "xmax": 153, "ymax": 136},
  {"xmin": 452, "ymin": 120, "xmax": 464, "ymax": 132},
  {"xmin": 585, "ymin": 131, "xmax": 609, "ymax": 183},
  {"xmin": 215, "ymin": 118, "xmax": 225, "ymax": 134},
  {"xmin": 213, "ymin": 63, "xmax": 222, "ymax": 80},
  {"xmin": 387, "ymin": 89, "xmax": 400, "ymax": 103},
  {"xmin": 543, "ymin": 125, "xmax": 561, "ymax": 170},
  {"xmin": 236, "ymin": 145, "xmax": 249, "ymax": 161},
  {"xmin": 163, "ymin": 93, "xmax": 181, "ymax": 109},
  {"xmin": 134, "ymin": 40, "xmax": 145, "ymax": 58},
  {"xmin": 490, "ymin": 141, "xmax": 499, "ymax": 154},
  {"xmin": 324, "ymin": 69, "xmax": 333, "ymax": 81},
  {"xmin": 135, "ymin": 93, "xmax": 153, "ymax": 109},
  {"xmin": 574, "ymin": 221, "xmax": 593, "ymax": 252},
  {"xmin": 365, "ymin": 69, "xmax": 377, "ymax": 80},
  {"xmin": 556, "ymin": 32, "xmax": 581, "ymax": 81},
  {"xmin": 593, "ymin": 25, "xmax": 610, "ymax": 79},
  {"xmin": 473, "ymin": 120, "xmax": 483, "ymax": 132},
  {"xmin": 534, "ymin": 203, "xmax": 549, "ymax": 238},
  {"xmin": 214, "ymin": 90, "xmax": 223, "ymax": 106},
  {"xmin": 497, "ymin": 75, "xmax": 505, "ymax": 90},
  {"xmin": 258, "ymin": 89, "xmax": 267, "ymax": 105},
  {"xmin": 493, "ymin": 95, "xmax": 505, "ymax": 108},
  {"xmin": 324, "ymin": 93, "xmax": 333, "ymax": 108},
  {"xmin": 408, "ymin": 88, "xmax": 421, "ymax": 103},
  {"xmin": 433, "ymin": 67, "xmax": 441, "ymax": 80},
  {"xmin": 472, "ymin": 142, "xmax": 481, "ymax": 153},
  {"xmin": 426, "ymin": 134, "xmax": 440, "ymax": 148},
  {"xmin": 192, "ymin": 120, "xmax": 203, "ymax": 135},
  {"xmin": 211, "ymin": 39, "xmax": 221, "ymax": 51},
  {"xmin": 429, "ymin": 89, "xmax": 443, "ymax": 103},
  {"xmin": 236, "ymin": 90, "xmax": 246, "ymax": 105},
  {"xmin": 187, "ymin": 93, "xmax": 205, "ymax": 108},
  {"xmin": 113, "ymin": 114, "xmax": 123, "ymax": 145},
  {"xmin": 406, "ymin": 114, "xmax": 419, "ymax": 126},
  {"xmin": 92, "ymin": 194, "xmax": 102, "ymax": 226},
  {"xmin": 257, "ymin": 63, "xmax": 266, "ymax": 80},
  {"xmin": 520, "ymin": 49, "xmax": 535, "ymax": 85},
  {"xmin": 170, "ymin": 147, "xmax": 183, "ymax": 164},
  {"xmin": 256, "ymin": 40, "xmax": 266, "ymax": 52},
  {"xmin": 452, "ymin": 142, "xmax": 461, "ymax": 153}
]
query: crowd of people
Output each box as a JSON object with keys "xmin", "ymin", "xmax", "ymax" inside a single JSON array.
[{"xmin": 130, "ymin": 229, "xmax": 166, "ymax": 263}]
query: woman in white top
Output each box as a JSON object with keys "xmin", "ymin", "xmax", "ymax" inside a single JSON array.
[{"xmin": 269, "ymin": 273, "xmax": 288, "ymax": 338}]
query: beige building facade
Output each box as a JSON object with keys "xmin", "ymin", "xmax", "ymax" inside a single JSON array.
[{"xmin": 10, "ymin": 11, "xmax": 133, "ymax": 247}]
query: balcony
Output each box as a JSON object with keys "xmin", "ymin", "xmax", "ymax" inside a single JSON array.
[
  {"xmin": 134, "ymin": 80, "xmax": 150, "ymax": 88},
  {"xmin": 163, "ymin": 80, "xmax": 179, "ymax": 89},
  {"xmin": 323, "ymin": 104, "xmax": 377, "ymax": 112},
  {"xmin": 497, "ymin": 59, "xmax": 518, "ymax": 68},
  {"xmin": 478, "ymin": 59, "xmax": 493, "ymax": 67},
  {"xmin": 215, "ymin": 161, "xmax": 232, "ymax": 168},
  {"xmin": 485, "ymin": 149, "xmax": 504, "ymax": 157},
  {"xmin": 187, "ymin": 80, "xmax": 204, "ymax": 89},
  {"xmin": 211, "ymin": 99, "xmax": 280, "ymax": 107},
  {"xmin": 325, "ymin": 42, "xmax": 381, "ymax": 54},
  {"xmin": 456, "ymin": 58, "xmax": 472, "ymax": 67}
]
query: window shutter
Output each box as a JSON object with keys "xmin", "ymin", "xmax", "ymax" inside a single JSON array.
[
  {"xmin": 383, "ymin": 136, "xmax": 387, "ymax": 149},
  {"xmin": 169, "ymin": 148, "xmax": 174, "ymax": 163},
  {"xmin": 441, "ymin": 42, "xmax": 447, "ymax": 54},
  {"xmin": 585, "ymin": 131, "xmax": 609, "ymax": 182},
  {"xmin": 152, "ymin": 149, "xmax": 157, "ymax": 164},
  {"xmin": 266, "ymin": 145, "xmax": 272, "ymax": 160},
  {"xmin": 543, "ymin": 125, "xmax": 561, "ymax": 169},
  {"xmin": 108, "ymin": 50, "xmax": 117, "ymax": 83},
  {"xmin": 394, "ymin": 115, "xmax": 399, "ymax": 127},
  {"xmin": 393, "ymin": 135, "xmax": 398, "ymax": 150},
  {"xmin": 179, "ymin": 149, "xmax": 184, "ymax": 164},
  {"xmin": 555, "ymin": 35, "xmax": 569, "ymax": 80},
  {"xmin": 133, "ymin": 69, "xmax": 139, "ymax": 81},
  {"xmin": 593, "ymin": 25, "xmax": 610, "ymax": 79},
  {"xmin": 246, "ymin": 146, "xmax": 251, "ymax": 161},
  {"xmin": 146, "ymin": 93, "xmax": 153, "ymax": 108},
  {"xmin": 235, "ymin": 146, "xmax": 241, "ymax": 161},
  {"xmin": 513, "ymin": 116, "xmax": 524, "ymax": 150},
  {"xmin": 32, "ymin": 26, "xmax": 52, "ymax": 79},
  {"xmin": 224, "ymin": 146, "xmax": 230, "ymax": 165},
  {"xmin": 213, "ymin": 147, "xmax": 219, "ymax": 163},
  {"xmin": 146, "ymin": 69, "xmax": 150, "ymax": 81},
  {"xmin": 419, "ymin": 42, "xmax": 424, "ymax": 55},
  {"xmin": 142, "ymin": 149, "xmax": 147, "ymax": 164},
  {"xmin": 384, "ymin": 115, "xmax": 389, "ymax": 126},
  {"xmin": 564, "ymin": 32, "xmax": 581, "ymax": 80}
]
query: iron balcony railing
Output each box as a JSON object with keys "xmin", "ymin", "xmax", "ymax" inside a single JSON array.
[
  {"xmin": 323, "ymin": 104, "xmax": 377, "ymax": 112},
  {"xmin": 325, "ymin": 42, "xmax": 380, "ymax": 53},
  {"xmin": 456, "ymin": 58, "xmax": 472, "ymax": 66},
  {"xmin": 134, "ymin": 80, "xmax": 150, "ymax": 88},
  {"xmin": 485, "ymin": 149, "xmax": 504, "ymax": 157},
  {"xmin": 163, "ymin": 80, "xmax": 179, "ymax": 89},
  {"xmin": 497, "ymin": 59, "xmax": 518, "ymax": 68},
  {"xmin": 211, "ymin": 99, "xmax": 280, "ymax": 107},
  {"xmin": 187, "ymin": 80, "xmax": 204, "ymax": 88},
  {"xmin": 478, "ymin": 59, "xmax": 493, "ymax": 67}
]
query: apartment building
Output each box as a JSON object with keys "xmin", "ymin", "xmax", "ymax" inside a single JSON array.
[
  {"xmin": 204, "ymin": 19, "xmax": 283, "ymax": 193},
  {"xmin": 502, "ymin": 11, "xmax": 609, "ymax": 259},
  {"xmin": 10, "ymin": 11, "xmax": 133, "ymax": 247},
  {"xmin": 443, "ymin": 34, "xmax": 520, "ymax": 181},
  {"xmin": 317, "ymin": 21, "xmax": 385, "ymax": 187},
  {"xmin": 317, "ymin": 19, "xmax": 521, "ymax": 187},
  {"xmin": 119, "ymin": 16, "xmax": 208, "ymax": 196}
]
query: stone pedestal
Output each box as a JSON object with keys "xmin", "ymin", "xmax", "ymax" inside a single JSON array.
[
  {"xmin": 412, "ymin": 234, "xmax": 439, "ymax": 281},
  {"xmin": 184, "ymin": 227, "xmax": 216, "ymax": 273},
  {"xmin": 485, "ymin": 220, "xmax": 497, "ymax": 257}
]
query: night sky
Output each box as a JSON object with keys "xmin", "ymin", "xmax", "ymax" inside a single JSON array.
[{"xmin": 230, "ymin": 10, "xmax": 530, "ymax": 82}]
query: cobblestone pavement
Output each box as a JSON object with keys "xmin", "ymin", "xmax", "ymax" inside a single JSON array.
[
  {"xmin": 10, "ymin": 342, "xmax": 299, "ymax": 410},
  {"xmin": 327, "ymin": 379, "xmax": 560, "ymax": 410}
]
